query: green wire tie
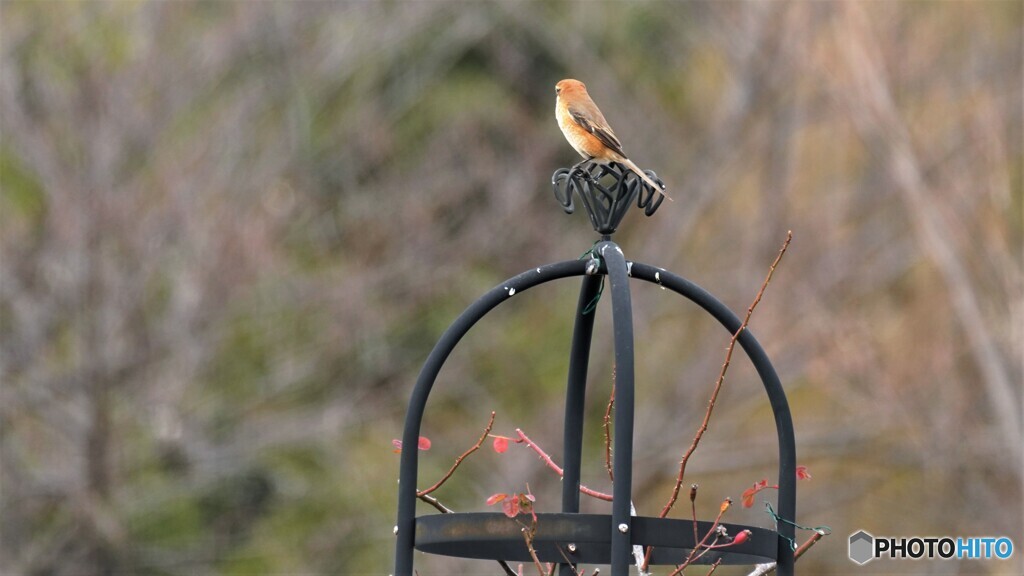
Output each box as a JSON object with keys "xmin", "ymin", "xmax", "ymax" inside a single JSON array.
[
  {"xmin": 581, "ymin": 277, "xmax": 605, "ymax": 315},
  {"xmin": 765, "ymin": 501, "xmax": 832, "ymax": 550},
  {"xmin": 578, "ymin": 240, "xmax": 599, "ymax": 260},
  {"xmin": 578, "ymin": 241, "xmax": 604, "ymax": 315}
]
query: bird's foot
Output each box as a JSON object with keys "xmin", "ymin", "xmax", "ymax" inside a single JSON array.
[{"xmin": 570, "ymin": 159, "xmax": 598, "ymax": 183}]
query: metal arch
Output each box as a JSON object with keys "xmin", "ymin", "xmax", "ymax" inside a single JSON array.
[
  {"xmin": 394, "ymin": 259, "xmax": 590, "ymax": 576},
  {"xmin": 627, "ymin": 261, "xmax": 797, "ymax": 575},
  {"xmin": 394, "ymin": 251, "xmax": 797, "ymax": 576}
]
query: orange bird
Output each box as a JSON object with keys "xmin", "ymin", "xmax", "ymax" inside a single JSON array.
[{"xmin": 555, "ymin": 78, "xmax": 668, "ymax": 198}]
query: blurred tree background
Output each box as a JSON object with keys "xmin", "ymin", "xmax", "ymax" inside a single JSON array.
[{"xmin": 1, "ymin": 2, "xmax": 1021, "ymax": 575}]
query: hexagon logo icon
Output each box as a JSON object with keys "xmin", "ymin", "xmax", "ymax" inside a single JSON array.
[{"xmin": 849, "ymin": 530, "xmax": 874, "ymax": 565}]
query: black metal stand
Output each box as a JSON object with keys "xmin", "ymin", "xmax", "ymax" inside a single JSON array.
[{"xmin": 394, "ymin": 166, "xmax": 796, "ymax": 576}]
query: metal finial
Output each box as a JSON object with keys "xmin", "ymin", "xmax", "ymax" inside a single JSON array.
[{"xmin": 552, "ymin": 160, "xmax": 666, "ymax": 235}]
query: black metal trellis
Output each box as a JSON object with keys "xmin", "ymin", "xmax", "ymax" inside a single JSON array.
[{"xmin": 395, "ymin": 162, "xmax": 796, "ymax": 576}]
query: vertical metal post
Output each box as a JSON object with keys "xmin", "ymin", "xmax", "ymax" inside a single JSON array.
[
  {"xmin": 560, "ymin": 274, "xmax": 602, "ymax": 576},
  {"xmin": 599, "ymin": 241, "xmax": 636, "ymax": 576}
]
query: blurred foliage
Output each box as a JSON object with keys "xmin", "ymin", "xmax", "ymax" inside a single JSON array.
[{"xmin": 1, "ymin": 1, "xmax": 1021, "ymax": 575}]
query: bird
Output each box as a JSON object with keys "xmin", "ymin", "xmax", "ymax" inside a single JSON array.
[{"xmin": 555, "ymin": 78, "xmax": 668, "ymax": 198}]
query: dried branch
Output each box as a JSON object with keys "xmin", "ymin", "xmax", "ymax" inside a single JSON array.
[
  {"xmin": 519, "ymin": 518, "xmax": 545, "ymax": 576},
  {"xmin": 603, "ymin": 382, "xmax": 615, "ymax": 481},
  {"xmin": 690, "ymin": 485, "xmax": 700, "ymax": 555},
  {"xmin": 794, "ymin": 530, "xmax": 826, "ymax": 561},
  {"xmin": 659, "ymin": 231, "xmax": 792, "ymax": 519},
  {"xmin": 645, "ymin": 232, "xmax": 792, "ymax": 572},
  {"xmin": 515, "ymin": 429, "xmax": 613, "ymax": 502},
  {"xmin": 418, "ymin": 411, "xmax": 496, "ymax": 497},
  {"xmin": 413, "ymin": 412, "xmax": 516, "ymax": 576},
  {"xmin": 416, "ymin": 493, "xmax": 453, "ymax": 514},
  {"xmin": 745, "ymin": 529, "xmax": 828, "ymax": 576},
  {"xmin": 704, "ymin": 558, "xmax": 723, "ymax": 576},
  {"xmin": 665, "ymin": 499, "xmax": 734, "ymax": 576},
  {"xmin": 682, "ymin": 499, "xmax": 734, "ymax": 570}
]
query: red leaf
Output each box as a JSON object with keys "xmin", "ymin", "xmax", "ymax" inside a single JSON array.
[
  {"xmin": 393, "ymin": 437, "xmax": 430, "ymax": 452},
  {"xmin": 502, "ymin": 496, "xmax": 520, "ymax": 518},
  {"xmin": 741, "ymin": 485, "xmax": 758, "ymax": 508},
  {"xmin": 486, "ymin": 493, "xmax": 507, "ymax": 506},
  {"xmin": 493, "ymin": 436, "xmax": 509, "ymax": 453},
  {"xmin": 796, "ymin": 465, "xmax": 811, "ymax": 480}
]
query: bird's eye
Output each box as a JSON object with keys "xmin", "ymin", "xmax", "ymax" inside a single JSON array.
[{"xmin": 555, "ymin": 87, "xmax": 561, "ymax": 94}]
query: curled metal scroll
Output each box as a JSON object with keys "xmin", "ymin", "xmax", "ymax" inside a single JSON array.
[{"xmin": 552, "ymin": 161, "xmax": 666, "ymax": 235}]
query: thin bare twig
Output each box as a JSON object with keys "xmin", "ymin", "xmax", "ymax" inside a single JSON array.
[
  {"xmin": 515, "ymin": 428, "xmax": 613, "ymax": 501},
  {"xmin": 794, "ymin": 530, "xmax": 826, "ymax": 561},
  {"xmin": 555, "ymin": 542, "xmax": 592, "ymax": 575},
  {"xmin": 679, "ymin": 499, "xmax": 733, "ymax": 571},
  {"xmin": 746, "ymin": 529, "xmax": 828, "ymax": 576},
  {"xmin": 416, "ymin": 493, "xmax": 453, "ymax": 514},
  {"xmin": 704, "ymin": 558, "xmax": 723, "ymax": 576},
  {"xmin": 413, "ymin": 412, "xmax": 515, "ymax": 576},
  {"xmin": 659, "ymin": 231, "xmax": 792, "ymax": 519},
  {"xmin": 646, "ymin": 232, "xmax": 792, "ymax": 571},
  {"xmin": 690, "ymin": 485, "xmax": 700, "ymax": 555},
  {"xmin": 519, "ymin": 518, "xmax": 545, "ymax": 576},
  {"xmin": 603, "ymin": 382, "xmax": 615, "ymax": 481},
  {"xmin": 418, "ymin": 411, "xmax": 496, "ymax": 497},
  {"xmin": 641, "ymin": 483, "xmax": 699, "ymax": 572},
  {"xmin": 663, "ymin": 499, "xmax": 734, "ymax": 575}
]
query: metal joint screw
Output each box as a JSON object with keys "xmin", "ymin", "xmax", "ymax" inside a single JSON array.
[
  {"xmin": 566, "ymin": 543, "xmax": 577, "ymax": 553},
  {"xmin": 618, "ymin": 523, "xmax": 629, "ymax": 533},
  {"xmin": 393, "ymin": 525, "xmax": 399, "ymax": 535}
]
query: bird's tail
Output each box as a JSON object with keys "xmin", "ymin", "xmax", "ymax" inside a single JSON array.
[{"xmin": 620, "ymin": 158, "xmax": 671, "ymax": 201}]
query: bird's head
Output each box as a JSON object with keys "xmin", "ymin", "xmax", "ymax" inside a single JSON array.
[{"xmin": 555, "ymin": 79, "xmax": 587, "ymax": 97}]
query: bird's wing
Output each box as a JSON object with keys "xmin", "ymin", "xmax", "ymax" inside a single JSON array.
[{"xmin": 568, "ymin": 105, "xmax": 626, "ymax": 158}]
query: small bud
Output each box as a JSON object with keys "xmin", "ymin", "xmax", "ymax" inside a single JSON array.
[
  {"xmin": 720, "ymin": 497, "xmax": 732, "ymax": 513},
  {"xmin": 796, "ymin": 465, "xmax": 812, "ymax": 480},
  {"xmin": 689, "ymin": 484, "xmax": 698, "ymax": 503}
]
